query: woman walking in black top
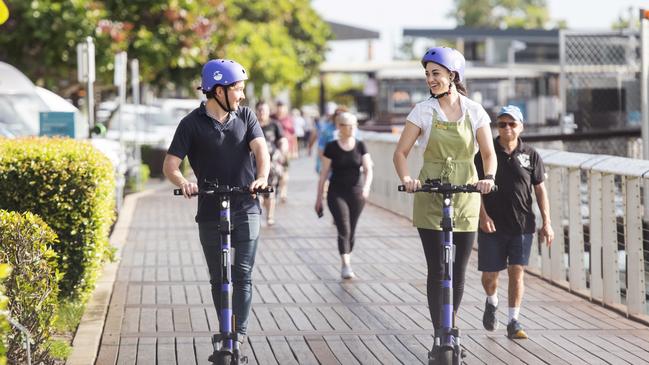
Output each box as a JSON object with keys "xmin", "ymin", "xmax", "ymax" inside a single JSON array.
[{"xmin": 315, "ymin": 112, "xmax": 373, "ymax": 279}]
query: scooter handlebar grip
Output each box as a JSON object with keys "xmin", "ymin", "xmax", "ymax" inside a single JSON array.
[
  {"xmin": 257, "ymin": 186, "xmax": 274, "ymax": 194},
  {"xmin": 173, "ymin": 189, "xmax": 198, "ymax": 196}
]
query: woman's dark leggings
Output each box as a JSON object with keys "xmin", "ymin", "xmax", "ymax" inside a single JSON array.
[
  {"xmin": 417, "ymin": 229, "xmax": 476, "ymax": 329},
  {"xmin": 327, "ymin": 189, "xmax": 365, "ymax": 255}
]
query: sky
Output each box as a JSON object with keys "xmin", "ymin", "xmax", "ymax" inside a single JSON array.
[{"xmin": 311, "ymin": 0, "xmax": 646, "ymax": 61}]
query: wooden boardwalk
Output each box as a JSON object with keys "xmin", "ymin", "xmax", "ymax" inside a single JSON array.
[{"xmin": 96, "ymin": 156, "xmax": 649, "ymax": 365}]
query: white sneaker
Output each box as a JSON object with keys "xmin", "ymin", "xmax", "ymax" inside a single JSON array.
[{"xmin": 341, "ymin": 265, "xmax": 355, "ymax": 279}]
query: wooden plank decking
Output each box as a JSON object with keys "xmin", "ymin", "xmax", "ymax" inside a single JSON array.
[{"xmin": 96, "ymin": 157, "xmax": 649, "ymax": 365}]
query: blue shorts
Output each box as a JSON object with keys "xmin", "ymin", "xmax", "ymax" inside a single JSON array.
[{"xmin": 477, "ymin": 230, "xmax": 533, "ymax": 272}]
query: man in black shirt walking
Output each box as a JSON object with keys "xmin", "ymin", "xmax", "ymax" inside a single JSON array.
[{"xmin": 474, "ymin": 105, "xmax": 554, "ymax": 340}]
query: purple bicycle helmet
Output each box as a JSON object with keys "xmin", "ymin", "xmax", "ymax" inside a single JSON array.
[
  {"xmin": 200, "ymin": 59, "xmax": 248, "ymax": 93},
  {"xmin": 421, "ymin": 47, "xmax": 465, "ymax": 82}
]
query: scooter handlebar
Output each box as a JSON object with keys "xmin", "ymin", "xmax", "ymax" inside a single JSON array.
[
  {"xmin": 397, "ymin": 184, "xmax": 498, "ymax": 193},
  {"xmin": 173, "ymin": 186, "xmax": 274, "ymax": 196}
]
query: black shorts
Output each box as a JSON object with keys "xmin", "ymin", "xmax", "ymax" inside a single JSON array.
[{"xmin": 478, "ymin": 230, "xmax": 533, "ymax": 272}]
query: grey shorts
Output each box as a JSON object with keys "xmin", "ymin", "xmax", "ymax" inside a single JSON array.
[{"xmin": 478, "ymin": 230, "xmax": 533, "ymax": 272}]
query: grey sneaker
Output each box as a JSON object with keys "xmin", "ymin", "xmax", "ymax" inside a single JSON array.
[
  {"xmin": 482, "ymin": 299, "xmax": 499, "ymax": 331},
  {"xmin": 341, "ymin": 264, "xmax": 355, "ymax": 279},
  {"xmin": 507, "ymin": 319, "xmax": 528, "ymax": 339}
]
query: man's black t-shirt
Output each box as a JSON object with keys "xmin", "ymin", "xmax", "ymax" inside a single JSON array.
[
  {"xmin": 324, "ymin": 139, "xmax": 367, "ymax": 194},
  {"xmin": 167, "ymin": 103, "xmax": 264, "ymax": 222},
  {"xmin": 474, "ymin": 137, "xmax": 545, "ymax": 234}
]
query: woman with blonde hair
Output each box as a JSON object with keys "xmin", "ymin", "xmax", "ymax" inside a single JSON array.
[{"xmin": 315, "ymin": 112, "xmax": 373, "ymax": 279}]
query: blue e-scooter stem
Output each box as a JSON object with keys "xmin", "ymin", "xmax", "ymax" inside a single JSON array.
[
  {"xmin": 175, "ymin": 182, "xmax": 273, "ymax": 364},
  {"xmin": 399, "ymin": 179, "xmax": 496, "ymax": 365}
]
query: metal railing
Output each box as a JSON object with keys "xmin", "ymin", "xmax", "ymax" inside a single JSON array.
[
  {"xmin": 362, "ymin": 131, "xmax": 649, "ymax": 321},
  {"xmin": 559, "ymin": 30, "xmax": 641, "ymax": 147},
  {"xmin": 533, "ymin": 148, "xmax": 648, "ymax": 319}
]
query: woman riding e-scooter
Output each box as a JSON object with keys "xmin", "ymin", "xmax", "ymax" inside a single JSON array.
[{"xmin": 393, "ymin": 47, "xmax": 497, "ymax": 362}]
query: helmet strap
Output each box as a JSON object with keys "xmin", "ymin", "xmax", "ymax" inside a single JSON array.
[
  {"xmin": 430, "ymin": 91, "xmax": 449, "ymax": 99},
  {"xmin": 212, "ymin": 85, "xmax": 233, "ymax": 112},
  {"xmin": 430, "ymin": 80, "xmax": 453, "ymax": 99}
]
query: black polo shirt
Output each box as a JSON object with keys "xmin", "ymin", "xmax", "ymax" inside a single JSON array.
[
  {"xmin": 167, "ymin": 103, "xmax": 264, "ymax": 222},
  {"xmin": 474, "ymin": 137, "xmax": 545, "ymax": 234}
]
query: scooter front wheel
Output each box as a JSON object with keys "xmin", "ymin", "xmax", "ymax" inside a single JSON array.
[
  {"xmin": 429, "ymin": 348, "xmax": 453, "ymax": 365},
  {"xmin": 207, "ymin": 351, "xmax": 232, "ymax": 365}
]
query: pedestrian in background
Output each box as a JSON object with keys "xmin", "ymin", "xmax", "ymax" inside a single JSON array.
[
  {"xmin": 315, "ymin": 112, "xmax": 373, "ymax": 279},
  {"xmin": 274, "ymin": 101, "xmax": 295, "ymax": 202},
  {"xmin": 292, "ymin": 108, "xmax": 307, "ymax": 155},
  {"xmin": 309, "ymin": 105, "xmax": 347, "ymax": 174},
  {"xmin": 474, "ymin": 105, "xmax": 554, "ymax": 340},
  {"xmin": 256, "ymin": 100, "xmax": 288, "ymax": 226}
]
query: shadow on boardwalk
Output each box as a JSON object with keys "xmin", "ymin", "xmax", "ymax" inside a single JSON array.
[{"xmin": 96, "ymin": 156, "xmax": 649, "ymax": 365}]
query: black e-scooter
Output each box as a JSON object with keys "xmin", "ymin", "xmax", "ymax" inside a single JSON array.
[
  {"xmin": 399, "ymin": 178, "xmax": 495, "ymax": 365},
  {"xmin": 174, "ymin": 180, "xmax": 273, "ymax": 365}
]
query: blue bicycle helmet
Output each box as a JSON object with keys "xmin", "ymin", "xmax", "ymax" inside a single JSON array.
[
  {"xmin": 200, "ymin": 59, "xmax": 248, "ymax": 93},
  {"xmin": 421, "ymin": 47, "xmax": 465, "ymax": 82}
]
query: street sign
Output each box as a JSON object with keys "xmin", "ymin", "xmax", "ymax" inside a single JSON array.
[
  {"xmin": 39, "ymin": 112, "xmax": 76, "ymax": 138},
  {"xmin": 114, "ymin": 52, "xmax": 127, "ymax": 86},
  {"xmin": 76, "ymin": 38, "xmax": 95, "ymax": 83},
  {"xmin": 77, "ymin": 37, "xmax": 96, "ymax": 135}
]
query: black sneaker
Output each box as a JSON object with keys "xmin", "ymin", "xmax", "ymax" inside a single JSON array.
[
  {"xmin": 482, "ymin": 299, "xmax": 499, "ymax": 331},
  {"xmin": 506, "ymin": 319, "xmax": 528, "ymax": 339}
]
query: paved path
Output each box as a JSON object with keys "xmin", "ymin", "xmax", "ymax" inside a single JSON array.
[{"xmin": 96, "ymin": 156, "xmax": 649, "ymax": 364}]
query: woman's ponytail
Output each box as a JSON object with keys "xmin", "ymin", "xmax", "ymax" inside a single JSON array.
[{"xmin": 454, "ymin": 78, "xmax": 467, "ymax": 96}]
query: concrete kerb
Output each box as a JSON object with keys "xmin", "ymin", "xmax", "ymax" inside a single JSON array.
[{"xmin": 66, "ymin": 188, "xmax": 156, "ymax": 365}]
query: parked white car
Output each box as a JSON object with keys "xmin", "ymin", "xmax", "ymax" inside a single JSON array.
[
  {"xmin": 0, "ymin": 62, "xmax": 88, "ymax": 138},
  {"xmin": 152, "ymin": 98, "xmax": 201, "ymax": 123},
  {"xmin": 0, "ymin": 61, "xmax": 45, "ymax": 136},
  {"xmin": 105, "ymin": 103, "xmax": 178, "ymax": 148}
]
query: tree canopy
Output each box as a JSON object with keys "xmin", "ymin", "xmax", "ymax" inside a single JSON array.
[
  {"xmin": 451, "ymin": 0, "xmax": 553, "ymax": 29},
  {"xmin": 223, "ymin": 0, "xmax": 332, "ymax": 98},
  {"xmin": 611, "ymin": 7, "xmax": 639, "ymax": 31},
  {"xmin": 0, "ymin": 0, "xmax": 331, "ymax": 99},
  {"xmin": 0, "ymin": 0, "xmax": 106, "ymax": 90},
  {"xmin": 98, "ymin": 0, "xmax": 230, "ymax": 90}
]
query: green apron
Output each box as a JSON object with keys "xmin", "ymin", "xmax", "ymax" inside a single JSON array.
[{"xmin": 413, "ymin": 109, "xmax": 480, "ymax": 231}]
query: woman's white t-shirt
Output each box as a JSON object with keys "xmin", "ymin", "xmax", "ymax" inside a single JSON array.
[{"xmin": 406, "ymin": 94, "xmax": 491, "ymax": 153}]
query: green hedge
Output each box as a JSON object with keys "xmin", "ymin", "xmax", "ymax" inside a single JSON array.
[
  {"xmin": 0, "ymin": 210, "xmax": 59, "ymax": 364},
  {"xmin": 0, "ymin": 264, "xmax": 10, "ymax": 365},
  {"xmin": 0, "ymin": 137, "xmax": 115, "ymax": 298}
]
